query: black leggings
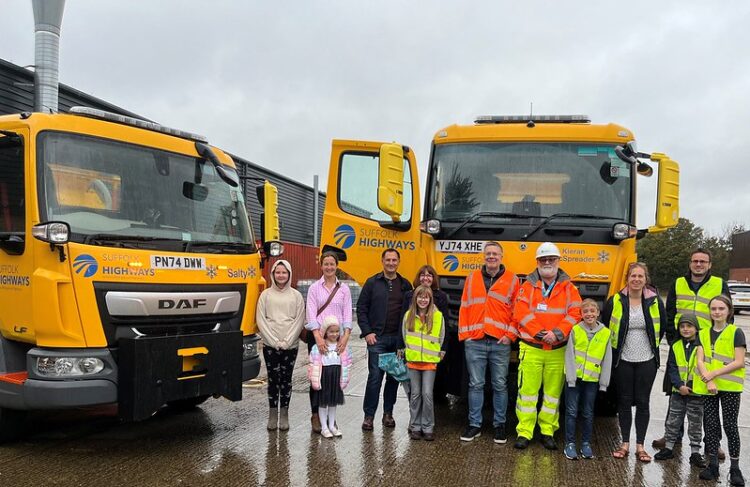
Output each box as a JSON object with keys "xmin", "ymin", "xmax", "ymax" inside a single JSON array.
[
  {"xmin": 262, "ymin": 346, "xmax": 298, "ymax": 408},
  {"xmin": 704, "ymin": 391, "xmax": 741, "ymax": 460},
  {"xmin": 615, "ymin": 359, "xmax": 657, "ymax": 445}
]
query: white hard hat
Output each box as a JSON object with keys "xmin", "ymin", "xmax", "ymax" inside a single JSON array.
[{"xmin": 536, "ymin": 242, "xmax": 561, "ymax": 259}]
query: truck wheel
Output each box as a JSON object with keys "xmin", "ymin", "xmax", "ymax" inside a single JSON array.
[
  {"xmin": 0, "ymin": 407, "xmax": 27, "ymax": 443},
  {"xmin": 165, "ymin": 395, "xmax": 210, "ymax": 412}
]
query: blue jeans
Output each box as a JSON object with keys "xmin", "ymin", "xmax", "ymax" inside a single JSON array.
[
  {"xmin": 464, "ymin": 338, "xmax": 510, "ymax": 427},
  {"xmin": 363, "ymin": 334, "xmax": 400, "ymax": 417},
  {"xmin": 565, "ymin": 379, "xmax": 598, "ymax": 444}
]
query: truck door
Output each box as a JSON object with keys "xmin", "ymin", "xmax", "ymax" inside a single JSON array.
[{"xmin": 320, "ymin": 140, "xmax": 422, "ymax": 284}]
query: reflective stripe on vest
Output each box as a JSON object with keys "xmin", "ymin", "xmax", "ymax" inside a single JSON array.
[
  {"xmin": 573, "ymin": 324, "xmax": 612, "ymax": 382},
  {"xmin": 404, "ymin": 311, "xmax": 443, "ymax": 363},
  {"xmin": 693, "ymin": 325, "xmax": 745, "ymax": 394},
  {"xmin": 672, "ymin": 340, "xmax": 698, "ymax": 393},
  {"xmin": 608, "ymin": 293, "xmax": 660, "ymax": 350},
  {"xmin": 674, "ymin": 276, "xmax": 723, "ymax": 330}
]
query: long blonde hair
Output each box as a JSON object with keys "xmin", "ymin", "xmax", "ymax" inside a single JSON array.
[{"xmin": 405, "ymin": 285, "xmax": 435, "ymax": 333}]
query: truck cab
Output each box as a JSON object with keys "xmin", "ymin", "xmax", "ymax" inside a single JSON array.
[
  {"xmin": 0, "ymin": 108, "xmax": 280, "ymax": 439},
  {"xmin": 319, "ymin": 115, "xmax": 679, "ymax": 396}
]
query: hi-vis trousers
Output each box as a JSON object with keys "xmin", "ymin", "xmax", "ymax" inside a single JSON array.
[{"xmin": 516, "ymin": 342, "xmax": 566, "ymax": 439}]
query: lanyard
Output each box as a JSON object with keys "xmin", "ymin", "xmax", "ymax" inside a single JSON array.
[{"xmin": 542, "ymin": 279, "xmax": 557, "ymax": 299}]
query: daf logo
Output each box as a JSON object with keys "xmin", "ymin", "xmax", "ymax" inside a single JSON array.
[{"xmin": 158, "ymin": 298, "xmax": 208, "ymax": 310}]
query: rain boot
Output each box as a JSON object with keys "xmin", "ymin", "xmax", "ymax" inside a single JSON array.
[
  {"xmin": 267, "ymin": 407, "xmax": 278, "ymax": 430},
  {"xmin": 278, "ymin": 407, "xmax": 289, "ymax": 431}
]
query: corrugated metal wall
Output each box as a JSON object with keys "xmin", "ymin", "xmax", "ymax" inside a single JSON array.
[
  {"xmin": 1, "ymin": 57, "xmax": 325, "ymax": 247},
  {"xmin": 263, "ymin": 241, "xmax": 321, "ymax": 283},
  {"xmin": 234, "ymin": 155, "xmax": 325, "ymax": 246}
]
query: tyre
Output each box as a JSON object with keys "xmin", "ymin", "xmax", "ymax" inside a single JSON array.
[
  {"xmin": 0, "ymin": 407, "xmax": 27, "ymax": 443},
  {"xmin": 165, "ymin": 395, "xmax": 210, "ymax": 412}
]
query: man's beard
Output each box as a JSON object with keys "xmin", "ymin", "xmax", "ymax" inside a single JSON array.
[{"xmin": 539, "ymin": 265, "xmax": 558, "ymax": 279}]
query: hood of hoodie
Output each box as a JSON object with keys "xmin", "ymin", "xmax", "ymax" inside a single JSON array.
[
  {"xmin": 578, "ymin": 320, "xmax": 606, "ymax": 336},
  {"xmin": 270, "ymin": 259, "xmax": 293, "ymax": 292}
]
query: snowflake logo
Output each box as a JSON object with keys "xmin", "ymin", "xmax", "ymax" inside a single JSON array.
[
  {"xmin": 248, "ymin": 267, "xmax": 256, "ymax": 278},
  {"xmin": 206, "ymin": 265, "xmax": 218, "ymax": 279},
  {"xmin": 598, "ymin": 251, "xmax": 610, "ymax": 264}
]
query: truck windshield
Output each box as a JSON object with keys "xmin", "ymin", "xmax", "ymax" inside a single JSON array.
[
  {"xmin": 428, "ymin": 142, "xmax": 632, "ymax": 224},
  {"xmin": 37, "ymin": 132, "xmax": 255, "ymax": 251}
]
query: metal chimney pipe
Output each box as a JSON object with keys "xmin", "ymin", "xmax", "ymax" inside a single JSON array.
[{"xmin": 32, "ymin": 0, "xmax": 66, "ymax": 113}]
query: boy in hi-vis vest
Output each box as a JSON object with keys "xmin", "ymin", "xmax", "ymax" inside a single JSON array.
[
  {"xmin": 653, "ymin": 313, "xmax": 706, "ymax": 468},
  {"xmin": 563, "ymin": 299, "xmax": 612, "ymax": 460}
]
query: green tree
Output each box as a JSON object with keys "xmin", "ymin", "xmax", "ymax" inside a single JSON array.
[{"xmin": 636, "ymin": 218, "xmax": 703, "ymax": 291}]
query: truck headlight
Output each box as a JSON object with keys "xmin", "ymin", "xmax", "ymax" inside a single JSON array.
[
  {"xmin": 420, "ymin": 219, "xmax": 441, "ymax": 235},
  {"xmin": 36, "ymin": 357, "xmax": 105, "ymax": 377},
  {"xmin": 242, "ymin": 341, "xmax": 258, "ymax": 360},
  {"xmin": 612, "ymin": 223, "xmax": 637, "ymax": 241}
]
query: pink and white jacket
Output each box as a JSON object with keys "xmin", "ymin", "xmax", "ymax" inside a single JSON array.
[{"xmin": 307, "ymin": 344, "xmax": 353, "ymax": 391}]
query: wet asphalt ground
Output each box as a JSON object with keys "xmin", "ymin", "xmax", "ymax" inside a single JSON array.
[{"xmin": 1, "ymin": 317, "xmax": 749, "ymax": 487}]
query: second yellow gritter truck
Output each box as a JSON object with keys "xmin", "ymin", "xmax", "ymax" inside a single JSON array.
[{"xmin": 0, "ymin": 107, "xmax": 281, "ymax": 440}]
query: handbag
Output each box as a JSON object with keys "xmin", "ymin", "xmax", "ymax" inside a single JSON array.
[
  {"xmin": 300, "ymin": 282, "xmax": 341, "ymax": 341},
  {"xmin": 377, "ymin": 352, "xmax": 409, "ymax": 382}
]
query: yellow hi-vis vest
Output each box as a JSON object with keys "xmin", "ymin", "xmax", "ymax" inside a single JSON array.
[
  {"xmin": 674, "ymin": 276, "xmax": 723, "ymax": 330},
  {"xmin": 404, "ymin": 311, "xmax": 443, "ymax": 363},
  {"xmin": 608, "ymin": 294, "xmax": 661, "ymax": 350},
  {"xmin": 672, "ymin": 340, "xmax": 698, "ymax": 394},
  {"xmin": 572, "ymin": 324, "xmax": 611, "ymax": 382},
  {"xmin": 693, "ymin": 325, "xmax": 745, "ymax": 394}
]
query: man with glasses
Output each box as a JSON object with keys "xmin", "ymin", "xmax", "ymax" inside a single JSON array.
[
  {"xmin": 458, "ymin": 242, "xmax": 519, "ymax": 443},
  {"xmin": 513, "ymin": 242, "xmax": 582, "ymax": 450},
  {"xmin": 653, "ymin": 248, "xmax": 730, "ymax": 453}
]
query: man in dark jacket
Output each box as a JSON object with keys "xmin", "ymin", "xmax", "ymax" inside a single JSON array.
[{"xmin": 357, "ymin": 248, "xmax": 413, "ymax": 431}]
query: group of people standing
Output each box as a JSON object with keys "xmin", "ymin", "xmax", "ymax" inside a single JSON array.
[{"xmin": 254, "ymin": 244, "xmax": 745, "ymax": 486}]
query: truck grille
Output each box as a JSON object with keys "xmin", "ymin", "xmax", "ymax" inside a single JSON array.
[{"xmin": 92, "ymin": 282, "xmax": 247, "ymax": 345}]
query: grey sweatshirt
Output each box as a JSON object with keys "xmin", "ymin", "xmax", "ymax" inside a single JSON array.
[
  {"xmin": 256, "ymin": 260, "xmax": 306, "ymax": 350},
  {"xmin": 564, "ymin": 321, "xmax": 613, "ymax": 391}
]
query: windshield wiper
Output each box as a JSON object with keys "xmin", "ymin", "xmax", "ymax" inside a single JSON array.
[
  {"xmin": 83, "ymin": 234, "xmax": 180, "ymax": 245},
  {"xmin": 521, "ymin": 213, "xmax": 620, "ymax": 241},
  {"xmin": 444, "ymin": 212, "xmax": 529, "ymax": 239},
  {"xmin": 184, "ymin": 241, "xmax": 255, "ymax": 254}
]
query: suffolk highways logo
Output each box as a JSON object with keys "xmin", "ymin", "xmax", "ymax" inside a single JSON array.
[
  {"xmin": 73, "ymin": 254, "xmax": 98, "ymax": 278},
  {"xmin": 442, "ymin": 255, "xmax": 459, "ymax": 272},
  {"xmin": 334, "ymin": 224, "xmax": 356, "ymax": 250}
]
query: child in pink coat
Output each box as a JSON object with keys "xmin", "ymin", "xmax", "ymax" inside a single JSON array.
[{"xmin": 308, "ymin": 315, "xmax": 353, "ymax": 438}]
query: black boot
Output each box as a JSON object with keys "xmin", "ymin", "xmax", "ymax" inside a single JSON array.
[
  {"xmin": 729, "ymin": 467, "xmax": 745, "ymax": 487},
  {"xmin": 700, "ymin": 464, "xmax": 720, "ymax": 481}
]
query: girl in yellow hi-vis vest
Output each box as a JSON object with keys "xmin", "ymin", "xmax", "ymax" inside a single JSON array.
[
  {"xmin": 695, "ymin": 295, "xmax": 746, "ymax": 485},
  {"xmin": 400, "ymin": 285, "xmax": 446, "ymax": 441}
]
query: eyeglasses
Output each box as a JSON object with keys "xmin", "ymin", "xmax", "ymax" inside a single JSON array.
[
  {"xmin": 691, "ymin": 260, "xmax": 709, "ymax": 264},
  {"xmin": 537, "ymin": 257, "xmax": 559, "ymax": 264}
]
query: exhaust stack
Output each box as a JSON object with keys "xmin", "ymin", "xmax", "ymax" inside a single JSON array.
[{"xmin": 32, "ymin": 0, "xmax": 66, "ymax": 113}]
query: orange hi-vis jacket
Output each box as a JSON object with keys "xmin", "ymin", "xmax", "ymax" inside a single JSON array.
[
  {"xmin": 459, "ymin": 267, "xmax": 520, "ymax": 342},
  {"xmin": 514, "ymin": 269, "xmax": 582, "ymax": 350}
]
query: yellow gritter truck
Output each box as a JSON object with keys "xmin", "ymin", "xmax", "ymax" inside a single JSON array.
[
  {"xmin": 0, "ymin": 107, "xmax": 281, "ymax": 440},
  {"xmin": 319, "ymin": 115, "xmax": 679, "ymax": 397}
]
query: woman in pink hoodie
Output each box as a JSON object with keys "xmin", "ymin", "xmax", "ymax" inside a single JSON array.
[{"xmin": 256, "ymin": 260, "xmax": 306, "ymax": 431}]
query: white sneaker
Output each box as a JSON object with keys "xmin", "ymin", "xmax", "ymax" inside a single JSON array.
[
  {"xmin": 330, "ymin": 427, "xmax": 342, "ymax": 437},
  {"xmin": 321, "ymin": 429, "xmax": 333, "ymax": 438}
]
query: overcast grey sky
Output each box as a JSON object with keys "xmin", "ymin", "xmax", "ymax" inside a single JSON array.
[{"xmin": 3, "ymin": 1, "xmax": 748, "ymax": 236}]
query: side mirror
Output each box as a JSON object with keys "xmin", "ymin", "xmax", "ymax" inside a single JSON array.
[
  {"xmin": 647, "ymin": 153, "xmax": 680, "ymax": 233},
  {"xmin": 256, "ymin": 181, "xmax": 280, "ymax": 243},
  {"xmin": 377, "ymin": 143, "xmax": 405, "ymax": 222}
]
